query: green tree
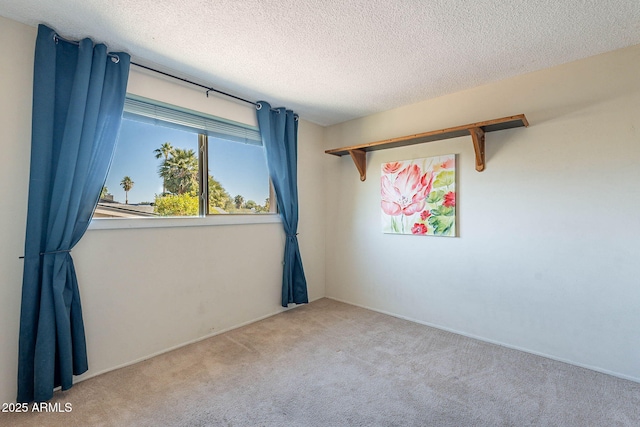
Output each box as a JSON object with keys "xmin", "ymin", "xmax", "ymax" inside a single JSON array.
[
  {"xmin": 154, "ymin": 147, "xmax": 238, "ymax": 216},
  {"xmin": 264, "ymin": 197, "xmax": 271, "ymax": 212},
  {"xmin": 245, "ymin": 200, "xmax": 257, "ymax": 211},
  {"xmin": 120, "ymin": 176, "xmax": 134, "ymax": 204},
  {"xmin": 100, "ymin": 186, "xmax": 108, "ymax": 199},
  {"xmin": 234, "ymin": 194, "xmax": 245, "ymax": 209},
  {"xmin": 159, "ymin": 148, "xmax": 198, "ymax": 195},
  {"xmin": 208, "ymin": 175, "xmax": 231, "ymax": 212},
  {"xmin": 154, "ymin": 142, "xmax": 174, "ymax": 194},
  {"xmin": 154, "ymin": 193, "xmax": 198, "ymax": 216}
]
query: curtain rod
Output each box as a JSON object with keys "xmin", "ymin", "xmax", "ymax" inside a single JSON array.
[
  {"xmin": 130, "ymin": 62, "xmax": 259, "ymax": 108},
  {"xmin": 51, "ymin": 32, "xmax": 297, "ymax": 116},
  {"xmin": 131, "ymin": 62, "xmax": 299, "ymax": 118}
]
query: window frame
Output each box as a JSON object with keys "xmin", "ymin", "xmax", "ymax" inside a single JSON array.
[
  {"xmin": 90, "ymin": 95, "xmax": 278, "ymax": 229},
  {"xmin": 89, "ymin": 212, "xmax": 281, "ymax": 230}
]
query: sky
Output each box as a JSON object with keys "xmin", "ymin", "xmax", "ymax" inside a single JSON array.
[{"xmin": 105, "ymin": 118, "xmax": 270, "ymax": 205}]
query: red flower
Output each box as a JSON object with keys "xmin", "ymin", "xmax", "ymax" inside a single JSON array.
[
  {"xmin": 420, "ymin": 210, "xmax": 431, "ymax": 220},
  {"xmin": 443, "ymin": 191, "xmax": 456, "ymax": 207},
  {"xmin": 381, "ymin": 165, "xmax": 434, "ymax": 216},
  {"xmin": 382, "ymin": 162, "xmax": 403, "ymax": 174},
  {"xmin": 411, "ymin": 223, "xmax": 428, "ymax": 235}
]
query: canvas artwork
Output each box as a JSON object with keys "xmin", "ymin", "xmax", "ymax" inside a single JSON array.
[{"xmin": 381, "ymin": 154, "xmax": 456, "ymax": 236}]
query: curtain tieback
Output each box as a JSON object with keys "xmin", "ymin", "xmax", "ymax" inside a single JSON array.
[
  {"xmin": 19, "ymin": 249, "xmax": 72, "ymax": 259},
  {"xmin": 286, "ymin": 233, "xmax": 299, "ymax": 238},
  {"xmin": 40, "ymin": 249, "xmax": 72, "ymax": 256}
]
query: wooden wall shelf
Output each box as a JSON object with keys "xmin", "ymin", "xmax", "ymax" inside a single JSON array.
[{"xmin": 325, "ymin": 114, "xmax": 529, "ymax": 181}]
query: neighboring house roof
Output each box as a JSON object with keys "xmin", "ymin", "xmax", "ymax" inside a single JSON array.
[{"xmin": 94, "ymin": 199, "xmax": 158, "ymax": 218}]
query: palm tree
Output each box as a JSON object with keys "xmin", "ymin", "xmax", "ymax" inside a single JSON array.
[
  {"xmin": 154, "ymin": 142, "xmax": 174, "ymax": 194},
  {"xmin": 120, "ymin": 176, "xmax": 134, "ymax": 204},
  {"xmin": 234, "ymin": 194, "xmax": 245, "ymax": 209},
  {"xmin": 158, "ymin": 148, "xmax": 198, "ymax": 195}
]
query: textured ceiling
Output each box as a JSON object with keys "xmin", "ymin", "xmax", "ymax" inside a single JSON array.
[{"xmin": 1, "ymin": 0, "xmax": 640, "ymax": 125}]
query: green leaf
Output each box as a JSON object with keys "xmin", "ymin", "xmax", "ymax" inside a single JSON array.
[
  {"xmin": 431, "ymin": 206, "xmax": 455, "ymax": 217},
  {"xmin": 426, "ymin": 190, "xmax": 444, "ymax": 204},
  {"xmin": 428, "ymin": 215, "xmax": 455, "ymax": 235},
  {"xmin": 433, "ymin": 171, "xmax": 455, "ymax": 188},
  {"xmin": 391, "ymin": 217, "xmax": 400, "ymax": 233}
]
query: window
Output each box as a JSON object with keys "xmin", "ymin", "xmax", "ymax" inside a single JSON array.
[{"xmin": 97, "ymin": 95, "xmax": 274, "ymax": 219}]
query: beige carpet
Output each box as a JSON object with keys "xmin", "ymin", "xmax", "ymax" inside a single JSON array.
[{"xmin": 3, "ymin": 298, "xmax": 639, "ymax": 426}]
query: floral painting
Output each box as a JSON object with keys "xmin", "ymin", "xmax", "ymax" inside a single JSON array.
[{"xmin": 381, "ymin": 154, "xmax": 456, "ymax": 236}]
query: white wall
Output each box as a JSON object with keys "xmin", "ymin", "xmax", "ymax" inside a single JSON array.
[
  {"xmin": 0, "ymin": 15, "xmax": 35, "ymax": 405},
  {"xmin": 324, "ymin": 44, "xmax": 640, "ymax": 381},
  {"xmin": 0, "ymin": 17, "xmax": 326, "ymax": 403}
]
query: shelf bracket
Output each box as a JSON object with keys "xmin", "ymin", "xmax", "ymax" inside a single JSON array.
[
  {"xmin": 469, "ymin": 127, "xmax": 485, "ymax": 172},
  {"xmin": 349, "ymin": 149, "xmax": 367, "ymax": 181}
]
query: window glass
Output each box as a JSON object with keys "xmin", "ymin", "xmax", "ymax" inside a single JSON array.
[
  {"xmin": 98, "ymin": 95, "xmax": 273, "ymax": 219},
  {"xmin": 99, "ymin": 118, "xmax": 199, "ymax": 218},
  {"xmin": 208, "ymin": 137, "xmax": 271, "ymax": 214}
]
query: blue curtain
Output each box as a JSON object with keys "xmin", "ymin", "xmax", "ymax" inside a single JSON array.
[
  {"xmin": 256, "ymin": 102, "xmax": 309, "ymax": 307},
  {"xmin": 18, "ymin": 25, "xmax": 130, "ymax": 403}
]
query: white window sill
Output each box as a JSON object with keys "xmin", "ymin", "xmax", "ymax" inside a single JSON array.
[{"xmin": 89, "ymin": 214, "xmax": 282, "ymax": 230}]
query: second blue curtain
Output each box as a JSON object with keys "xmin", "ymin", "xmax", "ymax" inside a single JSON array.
[
  {"xmin": 18, "ymin": 24, "xmax": 130, "ymax": 403},
  {"xmin": 256, "ymin": 102, "xmax": 308, "ymax": 307}
]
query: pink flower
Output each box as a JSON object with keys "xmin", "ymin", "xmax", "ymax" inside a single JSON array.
[
  {"xmin": 420, "ymin": 210, "xmax": 431, "ymax": 220},
  {"xmin": 440, "ymin": 158, "xmax": 455, "ymax": 169},
  {"xmin": 383, "ymin": 162, "xmax": 403, "ymax": 174},
  {"xmin": 381, "ymin": 165, "xmax": 433, "ymax": 216},
  {"xmin": 443, "ymin": 191, "xmax": 456, "ymax": 207},
  {"xmin": 411, "ymin": 223, "xmax": 428, "ymax": 235}
]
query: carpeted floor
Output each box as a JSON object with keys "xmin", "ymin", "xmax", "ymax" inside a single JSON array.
[{"xmin": 3, "ymin": 298, "xmax": 639, "ymax": 426}]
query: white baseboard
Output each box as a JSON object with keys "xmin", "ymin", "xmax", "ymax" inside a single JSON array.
[
  {"xmin": 325, "ymin": 296, "xmax": 640, "ymax": 384},
  {"xmin": 72, "ymin": 298, "xmax": 319, "ymax": 386}
]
